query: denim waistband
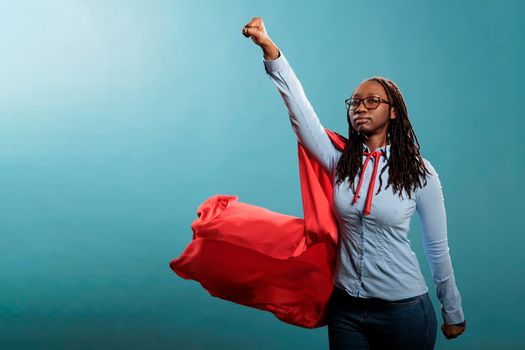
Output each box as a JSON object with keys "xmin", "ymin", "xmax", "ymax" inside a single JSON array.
[{"xmin": 332, "ymin": 286, "xmax": 428, "ymax": 307}]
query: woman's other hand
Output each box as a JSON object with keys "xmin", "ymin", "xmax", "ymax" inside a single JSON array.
[{"xmin": 441, "ymin": 321, "xmax": 466, "ymax": 340}]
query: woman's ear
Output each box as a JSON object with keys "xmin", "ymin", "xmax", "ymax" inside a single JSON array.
[{"xmin": 390, "ymin": 107, "xmax": 397, "ymax": 119}]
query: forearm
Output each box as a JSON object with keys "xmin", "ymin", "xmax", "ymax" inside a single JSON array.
[
  {"xmin": 263, "ymin": 51, "xmax": 339, "ymax": 172},
  {"xmin": 436, "ymin": 274, "xmax": 464, "ymax": 324},
  {"xmin": 261, "ymin": 39, "xmax": 280, "ymax": 60},
  {"xmin": 424, "ymin": 234, "xmax": 464, "ymax": 323}
]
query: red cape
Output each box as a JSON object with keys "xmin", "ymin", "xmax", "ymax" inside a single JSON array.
[{"xmin": 170, "ymin": 129, "xmax": 347, "ymax": 328}]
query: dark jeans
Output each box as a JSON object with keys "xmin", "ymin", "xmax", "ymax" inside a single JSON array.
[{"xmin": 327, "ymin": 286, "xmax": 437, "ymax": 350}]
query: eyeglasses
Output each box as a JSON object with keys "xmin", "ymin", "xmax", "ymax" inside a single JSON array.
[{"xmin": 345, "ymin": 96, "xmax": 391, "ymax": 111}]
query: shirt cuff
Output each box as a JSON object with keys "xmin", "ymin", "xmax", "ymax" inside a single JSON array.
[
  {"xmin": 263, "ymin": 50, "xmax": 287, "ymax": 74},
  {"xmin": 436, "ymin": 275, "xmax": 465, "ymax": 325},
  {"xmin": 442, "ymin": 308, "xmax": 465, "ymax": 325}
]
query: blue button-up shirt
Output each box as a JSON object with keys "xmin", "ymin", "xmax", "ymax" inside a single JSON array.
[{"xmin": 264, "ymin": 51, "xmax": 464, "ymax": 324}]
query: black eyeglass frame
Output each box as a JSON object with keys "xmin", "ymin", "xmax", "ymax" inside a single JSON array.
[{"xmin": 345, "ymin": 96, "xmax": 391, "ymax": 111}]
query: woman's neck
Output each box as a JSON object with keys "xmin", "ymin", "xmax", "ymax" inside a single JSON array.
[{"xmin": 362, "ymin": 133, "xmax": 388, "ymax": 152}]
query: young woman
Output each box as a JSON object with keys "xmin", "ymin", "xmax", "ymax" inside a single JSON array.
[{"xmin": 242, "ymin": 17, "xmax": 466, "ymax": 350}]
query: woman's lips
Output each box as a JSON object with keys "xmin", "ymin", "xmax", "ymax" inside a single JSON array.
[{"xmin": 354, "ymin": 116, "xmax": 370, "ymax": 125}]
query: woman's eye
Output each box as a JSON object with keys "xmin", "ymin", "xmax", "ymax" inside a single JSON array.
[{"xmin": 367, "ymin": 97, "xmax": 380, "ymax": 103}]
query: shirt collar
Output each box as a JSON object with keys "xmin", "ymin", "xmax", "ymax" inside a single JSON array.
[{"xmin": 361, "ymin": 143, "xmax": 391, "ymax": 158}]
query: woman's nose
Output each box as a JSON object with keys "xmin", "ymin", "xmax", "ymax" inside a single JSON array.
[{"xmin": 355, "ymin": 102, "xmax": 368, "ymax": 113}]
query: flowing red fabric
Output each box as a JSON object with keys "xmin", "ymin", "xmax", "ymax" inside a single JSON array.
[{"xmin": 170, "ymin": 129, "xmax": 347, "ymax": 328}]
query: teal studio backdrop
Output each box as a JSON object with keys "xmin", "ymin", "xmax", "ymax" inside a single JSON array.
[{"xmin": 1, "ymin": 0, "xmax": 524, "ymax": 349}]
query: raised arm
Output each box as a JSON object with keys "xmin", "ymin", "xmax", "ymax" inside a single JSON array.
[
  {"xmin": 416, "ymin": 160, "xmax": 466, "ymax": 339},
  {"xmin": 242, "ymin": 17, "xmax": 340, "ymax": 173}
]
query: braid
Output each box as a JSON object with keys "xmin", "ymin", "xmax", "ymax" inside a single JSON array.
[{"xmin": 335, "ymin": 77, "xmax": 429, "ymax": 199}]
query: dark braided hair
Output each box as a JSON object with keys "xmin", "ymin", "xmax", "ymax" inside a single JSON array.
[{"xmin": 335, "ymin": 77, "xmax": 429, "ymax": 199}]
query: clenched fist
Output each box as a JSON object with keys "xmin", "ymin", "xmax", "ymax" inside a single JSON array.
[
  {"xmin": 441, "ymin": 321, "xmax": 467, "ymax": 340},
  {"xmin": 242, "ymin": 17, "xmax": 280, "ymax": 60}
]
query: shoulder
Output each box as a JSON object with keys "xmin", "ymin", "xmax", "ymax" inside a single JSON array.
[
  {"xmin": 415, "ymin": 157, "xmax": 443, "ymax": 197},
  {"xmin": 422, "ymin": 156, "xmax": 443, "ymax": 185},
  {"xmin": 421, "ymin": 157, "xmax": 440, "ymax": 179},
  {"xmin": 411, "ymin": 157, "xmax": 444, "ymax": 207}
]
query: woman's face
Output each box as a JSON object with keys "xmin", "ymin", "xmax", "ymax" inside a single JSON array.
[{"xmin": 348, "ymin": 80, "xmax": 396, "ymax": 135}]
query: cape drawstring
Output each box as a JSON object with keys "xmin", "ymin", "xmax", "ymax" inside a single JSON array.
[{"xmin": 352, "ymin": 150, "xmax": 385, "ymax": 216}]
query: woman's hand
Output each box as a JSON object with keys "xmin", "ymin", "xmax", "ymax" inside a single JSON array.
[
  {"xmin": 242, "ymin": 17, "xmax": 280, "ymax": 60},
  {"xmin": 441, "ymin": 321, "xmax": 466, "ymax": 339}
]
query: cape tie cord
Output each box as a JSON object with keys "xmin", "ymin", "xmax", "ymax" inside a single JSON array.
[{"xmin": 352, "ymin": 150, "xmax": 385, "ymax": 216}]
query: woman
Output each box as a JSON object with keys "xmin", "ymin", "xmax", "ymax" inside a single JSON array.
[{"xmin": 242, "ymin": 16, "xmax": 466, "ymax": 350}]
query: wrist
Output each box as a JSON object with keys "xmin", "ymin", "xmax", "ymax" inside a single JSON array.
[{"xmin": 261, "ymin": 40, "xmax": 279, "ymax": 60}]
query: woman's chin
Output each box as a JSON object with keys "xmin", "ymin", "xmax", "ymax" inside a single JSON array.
[{"xmin": 355, "ymin": 125, "xmax": 372, "ymax": 135}]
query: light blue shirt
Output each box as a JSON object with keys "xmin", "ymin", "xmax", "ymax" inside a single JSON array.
[{"xmin": 263, "ymin": 51, "xmax": 464, "ymax": 324}]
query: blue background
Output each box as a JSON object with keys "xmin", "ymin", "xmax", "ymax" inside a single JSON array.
[{"xmin": 1, "ymin": 0, "xmax": 524, "ymax": 349}]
